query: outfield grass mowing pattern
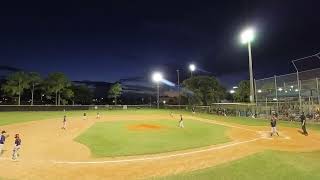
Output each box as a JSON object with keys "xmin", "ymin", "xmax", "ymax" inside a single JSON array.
[
  {"xmin": 75, "ymin": 119, "xmax": 230, "ymax": 157},
  {"xmin": 155, "ymin": 150, "xmax": 320, "ymax": 180}
]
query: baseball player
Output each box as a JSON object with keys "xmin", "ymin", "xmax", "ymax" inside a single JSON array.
[
  {"xmin": 179, "ymin": 114, "xmax": 184, "ymax": 128},
  {"xmin": 0, "ymin": 130, "xmax": 9, "ymax": 155},
  {"xmin": 192, "ymin": 107, "xmax": 196, "ymax": 114},
  {"xmin": 83, "ymin": 112, "xmax": 87, "ymax": 120},
  {"xmin": 270, "ymin": 113, "xmax": 279, "ymax": 136},
  {"xmin": 300, "ymin": 112, "xmax": 308, "ymax": 136},
  {"xmin": 12, "ymin": 134, "xmax": 21, "ymax": 160},
  {"xmin": 62, "ymin": 115, "xmax": 67, "ymax": 130},
  {"xmin": 96, "ymin": 112, "xmax": 100, "ymax": 119}
]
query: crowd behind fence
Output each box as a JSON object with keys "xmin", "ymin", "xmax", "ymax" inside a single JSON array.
[{"xmin": 255, "ymin": 67, "xmax": 320, "ymax": 120}]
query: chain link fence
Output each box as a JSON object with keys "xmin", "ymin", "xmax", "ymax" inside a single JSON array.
[{"xmin": 255, "ymin": 56, "xmax": 320, "ymax": 122}]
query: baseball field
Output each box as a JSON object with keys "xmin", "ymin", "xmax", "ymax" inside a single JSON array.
[{"xmin": 0, "ymin": 109, "xmax": 320, "ymax": 180}]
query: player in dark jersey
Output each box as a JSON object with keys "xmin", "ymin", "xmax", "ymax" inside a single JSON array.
[
  {"xmin": 179, "ymin": 115, "xmax": 184, "ymax": 128},
  {"xmin": 300, "ymin": 112, "xmax": 308, "ymax": 136},
  {"xmin": 270, "ymin": 113, "xmax": 279, "ymax": 137},
  {"xmin": 83, "ymin": 112, "xmax": 87, "ymax": 120},
  {"xmin": 0, "ymin": 130, "xmax": 9, "ymax": 155},
  {"xmin": 12, "ymin": 134, "xmax": 21, "ymax": 160}
]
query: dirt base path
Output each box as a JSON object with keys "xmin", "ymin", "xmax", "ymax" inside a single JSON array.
[{"xmin": 1, "ymin": 113, "xmax": 320, "ymax": 180}]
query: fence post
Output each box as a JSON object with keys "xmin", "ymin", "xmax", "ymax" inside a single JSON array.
[
  {"xmin": 317, "ymin": 78, "xmax": 320, "ymax": 105},
  {"xmin": 297, "ymin": 76, "xmax": 302, "ymax": 113},
  {"xmin": 265, "ymin": 97, "xmax": 268, "ymax": 115},
  {"xmin": 274, "ymin": 75, "xmax": 279, "ymax": 114},
  {"xmin": 254, "ymin": 79, "xmax": 258, "ymax": 105}
]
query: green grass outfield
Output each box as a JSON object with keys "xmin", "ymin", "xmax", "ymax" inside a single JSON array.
[
  {"xmin": 75, "ymin": 119, "xmax": 230, "ymax": 157},
  {"xmin": 154, "ymin": 150, "xmax": 320, "ymax": 180}
]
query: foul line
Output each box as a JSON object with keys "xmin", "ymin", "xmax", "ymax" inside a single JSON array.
[{"xmin": 53, "ymin": 137, "xmax": 262, "ymax": 164}]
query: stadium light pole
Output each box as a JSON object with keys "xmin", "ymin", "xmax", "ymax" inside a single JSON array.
[
  {"xmin": 189, "ymin": 64, "xmax": 196, "ymax": 77},
  {"xmin": 240, "ymin": 27, "xmax": 255, "ymax": 103},
  {"xmin": 152, "ymin": 72, "xmax": 163, "ymax": 109},
  {"xmin": 176, "ymin": 69, "xmax": 181, "ymax": 108}
]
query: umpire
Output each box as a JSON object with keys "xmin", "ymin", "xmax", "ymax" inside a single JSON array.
[{"xmin": 300, "ymin": 112, "xmax": 308, "ymax": 136}]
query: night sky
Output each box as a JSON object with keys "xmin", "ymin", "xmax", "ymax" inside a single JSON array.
[{"xmin": 0, "ymin": 1, "xmax": 320, "ymax": 87}]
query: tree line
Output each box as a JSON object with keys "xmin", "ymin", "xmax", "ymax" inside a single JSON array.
[
  {"xmin": 0, "ymin": 71, "xmax": 249, "ymax": 106},
  {"xmin": 181, "ymin": 76, "xmax": 250, "ymax": 105},
  {"xmin": 1, "ymin": 72, "xmax": 74, "ymax": 105}
]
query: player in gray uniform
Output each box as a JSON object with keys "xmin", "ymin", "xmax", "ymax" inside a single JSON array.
[
  {"xmin": 300, "ymin": 112, "xmax": 308, "ymax": 136},
  {"xmin": 12, "ymin": 134, "xmax": 21, "ymax": 160},
  {"xmin": 270, "ymin": 113, "xmax": 279, "ymax": 137},
  {"xmin": 62, "ymin": 115, "xmax": 67, "ymax": 130}
]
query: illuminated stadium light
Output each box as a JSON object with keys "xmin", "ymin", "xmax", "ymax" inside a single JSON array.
[
  {"xmin": 257, "ymin": 89, "xmax": 262, "ymax": 93},
  {"xmin": 290, "ymin": 85, "xmax": 294, "ymax": 88},
  {"xmin": 233, "ymin": 86, "xmax": 238, "ymax": 89},
  {"xmin": 285, "ymin": 90, "xmax": 288, "ymax": 93},
  {"xmin": 152, "ymin": 72, "xmax": 163, "ymax": 82},
  {"xmin": 229, "ymin": 90, "xmax": 236, "ymax": 94},
  {"xmin": 295, "ymin": 89, "xmax": 299, "ymax": 92},
  {"xmin": 189, "ymin": 64, "xmax": 196, "ymax": 72},
  {"xmin": 273, "ymin": 98, "xmax": 278, "ymax": 101},
  {"xmin": 240, "ymin": 28, "xmax": 255, "ymax": 44},
  {"xmin": 152, "ymin": 72, "xmax": 163, "ymax": 109},
  {"xmin": 163, "ymin": 100, "xmax": 166, "ymax": 104},
  {"xmin": 278, "ymin": 88, "xmax": 283, "ymax": 91},
  {"xmin": 240, "ymin": 27, "xmax": 255, "ymax": 104}
]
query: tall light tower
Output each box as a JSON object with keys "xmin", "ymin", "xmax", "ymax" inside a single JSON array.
[
  {"xmin": 240, "ymin": 27, "xmax": 255, "ymax": 103},
  {"xmin": 176, "ymin": 69, "xmax": 180, "ymax": 107},
  {"xmin": 152, "ymin": 72, "xmax": 163, "ymax": 109},
  {"xmin": 189, "ymin": 64, "xmax": 196, "ymax": 77}
]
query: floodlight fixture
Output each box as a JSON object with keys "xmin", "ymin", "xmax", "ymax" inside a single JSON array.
[
  {"xmin": 189, "ymin": 64, "xmax": 196, "ymax": 72},
  {"xmin": 152, "ymin": 72, "xmax": 163, "ymax": 82},
  {"xmin": 240, "ymin": 28, "xmax": 255, "ymax": 44}
]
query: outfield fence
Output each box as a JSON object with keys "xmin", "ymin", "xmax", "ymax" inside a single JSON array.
[{"xmin": 0, "ymin": 105, "xmax": 152, "ymax": 111}]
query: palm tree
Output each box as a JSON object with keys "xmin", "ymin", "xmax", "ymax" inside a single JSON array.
[
  {"xmin": 28, "ymin": 72, "xmax": 42, "ymax": 105},
  {"xmin": 43, "ymin": 72, "xmax": 71, "ymax": 105},
  {"xmin": 1, "ymin": 72, "xmax": 30, "ymax": 105}
]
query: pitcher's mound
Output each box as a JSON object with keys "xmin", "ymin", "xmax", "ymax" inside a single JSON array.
[{"xmin": 128, "ymin": 124, "xmax": 166, "ymax": 131}]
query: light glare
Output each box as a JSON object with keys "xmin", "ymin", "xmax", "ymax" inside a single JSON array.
[
  {"xmin": 240, "ymin": 28, "xmax": 255, "ymax": 44},
  {"xmin": 189, "ymin": 64, "xmax": 196, "ymax": 72},
  {"xmin": 152, "ymin": 72, "xmax": 163, "ymax": 82}
]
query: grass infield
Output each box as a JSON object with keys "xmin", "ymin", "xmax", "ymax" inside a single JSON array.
[{"xmin": 75, "ymin": 119, "xmax": 230, "ymax": 157}]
